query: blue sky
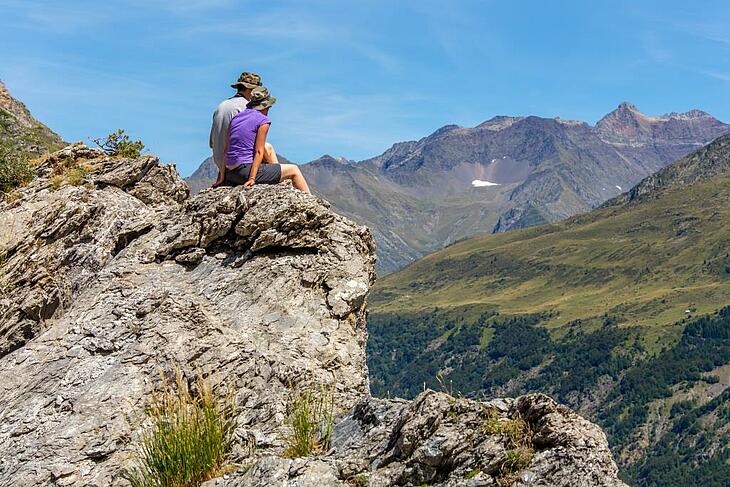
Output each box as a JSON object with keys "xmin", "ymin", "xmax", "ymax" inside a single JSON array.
[{"xmin": 1, "ymin": 0, "xmax": 729, "ymax": 176}]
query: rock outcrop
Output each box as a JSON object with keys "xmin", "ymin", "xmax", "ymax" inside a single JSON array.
[
  {"xmin": 0, "ymin": 145, "xmax": 625, "ymax": 486},
  {"xmin": 206, "ymin": 391, "xmax": 627, "ymax": 487},
  {"xmin": 0, "ymin": 144, "xmax": 375, "ymax": 485}
]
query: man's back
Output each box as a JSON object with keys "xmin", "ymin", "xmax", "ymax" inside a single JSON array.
[{"xmin": 210, "ymin": 95, "xmax": 249, "ymax": 170}]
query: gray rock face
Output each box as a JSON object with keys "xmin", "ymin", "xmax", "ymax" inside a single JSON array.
[
  {"xmin": 0, "ymin": 144, "xmax": 375, "ymax": 486},
  {"xmin": 205, "ymin": 391, "xmax": 627, "ymax": 487},
  {"xmin": 0, "ymin": 145, "xmax": 625, "ymax": 486}
]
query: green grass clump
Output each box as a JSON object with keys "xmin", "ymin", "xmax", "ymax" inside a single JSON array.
[
  {"xmin": 482, "ymin": 409, "xmax": 533, "ymax": 448},
  {"xmin": 498, "ymin": 446, "xmax": 534, "ymax": 486},
  {"xmin": 125, "ymin": 372, "xmax": 237, "ymax": 487},
  {"xmin": 465, "ymin": 467, "xmax": 482, "ymax": 479},
  {"xmin": 47, "ymin": 161, "xmax": 90, "ymax": 190},
  {"xmin": 481, "ymin": 408, "xmax": 535, "ymax": 485},
  {"xmin": 0, "ymin": 145, "xmax": 34, "ymax": 193},
  {"xmin": 349, "ymin": 473, "xmax": 369, "ymax": 486},
  {"xmin": 283, "ymin": 385, "xmax": 335, "ymax": 458},
  {"xmin": 64, "ymin": 166, "xmax": 88, "ymax": 186}
]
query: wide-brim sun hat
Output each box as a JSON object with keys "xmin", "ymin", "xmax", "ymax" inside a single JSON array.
[
  {"xmin": 231, "ymin": 71, "xmax": 262, "ymax": 90},
  {"xmin": 247, "ymin": 86, "xmax": 277, "ymax": 111}
]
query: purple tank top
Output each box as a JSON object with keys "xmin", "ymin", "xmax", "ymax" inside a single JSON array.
[{"xmin": 225, "ymin": 108, "xmax": 270, "ymax": 168}]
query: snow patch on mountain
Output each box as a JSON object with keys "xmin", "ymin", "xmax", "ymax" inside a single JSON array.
[{"xmin": 472, "ymin": 179, "xmax": 501, "ymax": 187}]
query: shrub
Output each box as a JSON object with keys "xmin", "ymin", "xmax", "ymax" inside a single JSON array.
[
  {"xmin": 125, "ymin": 371, "xmax": 237, "ymax": 487},
  {"xmin": 93, "ymin": 129, "xmax": 145, "ymax": 158},
  {"xmin": 283, "ymin": 385, "xmax": 335, "ymax": 458},
  {"xmin": 0, "ymin": 145, "xmax": 34, "ymax": 193}
]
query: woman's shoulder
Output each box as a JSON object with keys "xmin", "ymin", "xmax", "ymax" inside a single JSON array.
[{"xmin": 254, "ymin": 110, "xmax": 271, "ymax": 125}]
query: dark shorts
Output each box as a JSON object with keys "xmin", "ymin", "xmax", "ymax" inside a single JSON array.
[{"xmin": 225, "ymin": 163, "xmax": 282, "ymax": 186}]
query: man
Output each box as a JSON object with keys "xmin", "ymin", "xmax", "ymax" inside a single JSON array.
[{"xmin": 209, "ymin": 71, "xmax": 279, "ymax": 187}]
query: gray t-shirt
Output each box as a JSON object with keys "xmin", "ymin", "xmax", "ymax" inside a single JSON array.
[{"xmin": 209, "ymin": 94, "xmax": 249, "ymax": 170}]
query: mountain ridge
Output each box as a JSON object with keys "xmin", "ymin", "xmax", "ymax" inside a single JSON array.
[{"xmin": 187, "ymin": 102, "xmax": 730, "ymax": 273}]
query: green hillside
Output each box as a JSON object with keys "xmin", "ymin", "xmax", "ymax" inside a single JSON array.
[
  {"xmin": 0, "ymin": 81, "xmax": 64, "ymax": 155},
  {"xmin": 368, "ymin": 135, "xmax": 730, "ymax": 486}
]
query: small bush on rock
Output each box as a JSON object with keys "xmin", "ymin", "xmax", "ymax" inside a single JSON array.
[
  {"xmin": 93, "ymin": 129, "xmax": 145, "ymax": 158},
  {"xmin": 283, "ymin": 385, "xmax": 335, "ymax": 458},
  {"xmin": 0, "ymin": 145, "xmax": 34, "ymax": 194},
  {"xmin": 125, "ymin": 371, "xmax": 236, "ymax": 487}
]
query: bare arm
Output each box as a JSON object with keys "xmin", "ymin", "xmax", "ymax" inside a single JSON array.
[
  {"xmin": 211, "ymin": 116, "xmax": 227, "ymax": 188},
  {"xmin": 209, "ymin": 110, "xmax": 217, "ymax": 149},
  {"xmin": 211, "ymin": 137, "xmax": 227, "ymax": 188},
  {"xmin": 244, "ymin": 123, "xmax": 270, "ymax": 188}
]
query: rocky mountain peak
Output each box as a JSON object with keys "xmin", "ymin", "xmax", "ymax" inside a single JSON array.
[
  {"xmin": 617, "ymin": 101, "xmax": 639, "ymax": 111},
  {"xmin": 595, "ymin": 101, "xmax": 729, "ymax": 147},
  {"xmin": 0, "ymin": 144, "xmax": 627, "ymax": 486},
  {"xmin": 309, "ymin": 154, "xmax": 353, "ymax": 166},
  {"xmin": 430, "ymin": 124, "xmax": 461, "ymax": 138}
]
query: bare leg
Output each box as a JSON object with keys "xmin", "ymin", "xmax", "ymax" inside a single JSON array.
[
  {"xmin": 263, "ymin": 142, "xmax": 279, "ymax": 164},
  {"xmin": 280, "ymin": 164, "xmax": 310, "ymax": 193}
]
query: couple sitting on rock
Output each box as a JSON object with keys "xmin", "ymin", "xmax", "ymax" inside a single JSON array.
[{"xmin": 209, "ymin": 71, "xmax": 311, "ymax": 193}]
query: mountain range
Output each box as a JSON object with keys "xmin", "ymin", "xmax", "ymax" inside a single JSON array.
[
  {"xmin": 187, "ymin": 102, "xmax": 730, "ymax": 273},
  {"xmin": 367, "ymin": 134, "xmax": 730, "ymax": 486}
]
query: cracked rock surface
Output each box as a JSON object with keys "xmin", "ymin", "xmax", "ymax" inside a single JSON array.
[
  {"xmin": 0, "ymin": 144, "xmax": 375, "ymax": 486},
  {"xmin": 0, "ymin": 145, "xmax": 625, "ymax": 486},
  {"xmin": 205, "ymin": 391, "xmax": 627, "ymax": 487}
]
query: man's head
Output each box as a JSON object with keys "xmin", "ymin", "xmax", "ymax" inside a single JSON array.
[{"xmin": 231, "ymin": 72, "xmax": 262, "ymax": 99}]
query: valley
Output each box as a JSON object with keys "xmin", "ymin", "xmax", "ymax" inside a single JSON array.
[{"xmin": 367, "ymin": 135, "xmax": 730, "ymax": 486}]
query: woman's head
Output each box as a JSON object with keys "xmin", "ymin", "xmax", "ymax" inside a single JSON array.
[{"xmin": 247, "ymin": 86, "xmax": 276, "ymax": 112}]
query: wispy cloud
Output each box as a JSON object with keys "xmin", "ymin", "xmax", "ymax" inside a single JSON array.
[
  {"xmin": 692, "ymin": 68, "xmax": 730, "ymax": 83},
  {"xmin": 642, "ymin": 32, "xmax": 672, "ymax": 63}
]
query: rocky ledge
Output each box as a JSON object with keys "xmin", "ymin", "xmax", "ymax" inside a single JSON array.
[{"xmin": 0, "ymin": 145, "xmax": 626, "ymax": 486}]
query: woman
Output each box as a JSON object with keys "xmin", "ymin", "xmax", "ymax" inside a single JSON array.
[{"xmin": 215, "ymin": 86, "xmax": 310, "ymax": 193}]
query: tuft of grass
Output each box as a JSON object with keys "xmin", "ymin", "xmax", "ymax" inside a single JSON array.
[
  {"xmin": 124, "ymin": 371, "xmax": 237, "ymax": 487},
  {"xmin": 482, "ymin": 407, "xmax": 502, "ymax": 435},
  {"xmin": 65, "ymin": 166, "xmax": 88, "ymax": 186},
  {"xmin": 50, "ymin": 175, "xmax": 64, "ymax": 189},
  {"xmin": 48, "ymin": 163, "xmax": 89, "ymax": 190},
  {"xmin": 283, "ymin": 385, "xmax": 335, "ymax": 458},
  {"xmin": 3, "ymin": 190, "xmax": 21, "ymax": 203},
  {"xmin": 497, "ymin": 446, "xmax": 534, "ymax": 486},
  {"xmin": 465, "ymin": 467, "xmax": 482, "ymax": 479},
  {"xmin": 482, "ymin": 408, "xmax": 533, "ymax": 445},
  {"xmin": 349, "ymin": 473, "xmax": 369, "ymax": 486},
  {"xmin": 481, "ymin": 408, "xmax": 535, "ymax": 485}
]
